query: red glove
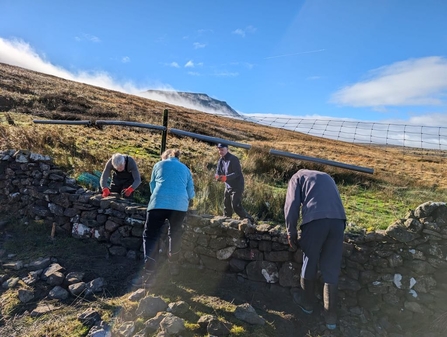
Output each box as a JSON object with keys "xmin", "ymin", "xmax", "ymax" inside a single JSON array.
[
  {"xmin": 102, "ymin": 187, "xmax": 110, "ymax": 198},
  {"xmin": 214, "ymin": 174, "xmax": 220, "ymax": 181},
  {"xmin": 122, "ymin": 186, "xmax": 134, "ymax": 197},
  {"xmin": 220, "ymin": 175, "xmax": 227, "ymax": 182}
]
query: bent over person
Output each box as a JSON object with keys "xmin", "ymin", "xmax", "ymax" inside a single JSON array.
[
  {"xmin": 100, "ymin": 153, "xmax": 141, "ymax": 198},
  {"xmin": 142, "ymin": 149, "xmax": 195, "ymax": 274},
  {"xmin": 215, "ymin": 143, "xmax": 254, "ymax": 223},
  {"xmin": 284, "ymin": 169, "xmax": 346, "ymax": 330}
]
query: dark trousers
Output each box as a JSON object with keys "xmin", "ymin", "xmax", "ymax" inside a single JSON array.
[
  {"xmin": 223, "ymin": 188, "xmax": 249, "ymax": 219},
  {"xmin": 142, "ymin": 209, "xmax": 186, "ymax": 262},
  {"xmin": 299, "ymin": 218, "xmax": 345, "ymax": 285}
]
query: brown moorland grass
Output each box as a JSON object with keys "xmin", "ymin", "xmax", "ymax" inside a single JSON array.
[
  {"xmin": 1, "ymin": 60, "xmax": 447, "ymax": 231},
  {"xmin": 1, "ymin": 62, "xmax": 446, "ymax": 190}
]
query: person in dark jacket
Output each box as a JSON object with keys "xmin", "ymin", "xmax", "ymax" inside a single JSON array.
[
  {"xmin": 284, "ymin": 169, "xmax": 346, "ymax": 330},
  {"xmin": 100, "ymin": 153, "xmax": 141, "ymax": 198},
  {"xmin": 215, "ymin": 143, "xmax": 254, "ymax": 223}
]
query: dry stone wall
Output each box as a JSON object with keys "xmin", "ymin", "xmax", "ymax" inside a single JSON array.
[{"xmin": 1, "ymin": 149, "xmax": 447, "ymax": 334}]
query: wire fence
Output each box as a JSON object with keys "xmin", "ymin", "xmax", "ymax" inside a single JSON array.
[
  {"xmin": 216, "ymin": 112, "xmax": 447, "ymax": 153},
  {"xmin": 33, "ymin": 116, "xmax": 374, "ymax": 174}
]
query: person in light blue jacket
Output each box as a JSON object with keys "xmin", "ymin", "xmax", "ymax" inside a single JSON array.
[{"xmin": 142, "ymin": 148, "xmax": 195, "ymax": 272}]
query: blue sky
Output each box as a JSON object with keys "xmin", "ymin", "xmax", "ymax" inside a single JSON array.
[{"xmin": 1, "ymin": 0, "xmax": 447, "ymax": 126}]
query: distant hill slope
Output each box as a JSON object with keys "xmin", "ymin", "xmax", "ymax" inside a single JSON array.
[{"xmin": 142, "ymin": 90, "xmax": 241, "ymax": 118}]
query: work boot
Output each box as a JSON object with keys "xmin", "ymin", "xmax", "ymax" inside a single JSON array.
[
  {"xmin": 143, "ymin": 257, "xmax": 157, "ymax": 272},
  {"xmin": 132, "ymin": 257, "xmax": 157, "ymax": 287},
  {"xmin": 323, "ymin": 283, "xmax": 338, "ymax": 330},
  {"xmin": 131, "ymin": 273, "xmax": 156, "ymax": 288},
  {"xmin": 293, "ymin": 278, "xmax": 315, "ymax": 314}
]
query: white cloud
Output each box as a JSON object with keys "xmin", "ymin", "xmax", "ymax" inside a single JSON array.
[
  {"xmin": 213, "ymin": 71, "xmax": 239, "ymax": 77},
  {"xmin": 169, "ymin": 62, "xmax": 180, "ymax": 68},
  {"xmin": 232, "ymin": 25, "xmax": 256, "ymax": 38},
  {"xmin": 140, "ymin": 90, "xmax": 236, "ymax": 117},
  {"xmin": 230, "ymin": 61, "xmax": 254, "ymax": 70},
  {"xmin": 193, "ymin": 42, "xmax": 206, "ymax": 49},
  {"xmin": 187, "ymin": 71, "xmax": 200, "ymax": 76},
  {"xmin": 75, "ymin": 33, "xmax": 101, "ymax": 43},
  {"xmin": 1, "ymin": 37, "xmax": 77, "ymax": 81},
  {"xmin": 381, "ymin": 112, "xmax": 447, "ymax": 127},
  {"xmin": 0, "ymin": 37, "xmax": 141, "ymax": 94},
  {"xmin": 331, "ymin": 56, "xmax": 447, "ymax": 108},
  {"xmin": 232, "ymin": 29, "xmax": 245, "ymax": 37},
  {"xmin": 244, "ymin": 62, "xmax": 254, "ymax": 70},
  {"xmin": 184, "ymin": 60, "xmax": 194, "ymax": 68},
  {"xmin": 197, "ymin": 29, "xmax": 213, "ymax": 35},
  {"xmin": 121, "ymin": 56, "xmax": 130, "ymax": 63}
]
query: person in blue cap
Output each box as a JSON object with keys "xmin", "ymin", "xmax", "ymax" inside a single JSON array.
[{"xmin": 215, "ymin": 143, "xmax": 254, "ymax": 223}]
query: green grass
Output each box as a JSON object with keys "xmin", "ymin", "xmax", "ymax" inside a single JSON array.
[
  {"xmin": 206, "ymin": 175, "xmax": 446, "ymax": 231},
  {"xmin": 340, "ymin": 183, "xmax": 447, "ymax": 230}
]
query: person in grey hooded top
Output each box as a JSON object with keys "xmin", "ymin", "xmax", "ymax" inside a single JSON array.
[{"xmin": 284, "ymin": 169, "xmax": 346, "ymax": 330}]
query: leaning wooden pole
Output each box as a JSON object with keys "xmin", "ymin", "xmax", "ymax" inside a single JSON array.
[{"xmin": 269, "ymin": 149, "xmax": 374, "ymax": 174}]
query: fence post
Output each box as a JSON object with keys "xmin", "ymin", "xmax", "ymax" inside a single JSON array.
[{"xmin": 161, "ymin": 109, "xmax": 169, "ymax": 155}]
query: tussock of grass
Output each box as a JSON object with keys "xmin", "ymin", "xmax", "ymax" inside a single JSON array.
[{"xmin": 0, "ymin": 289, "xmax": 22, "ymax": 317}]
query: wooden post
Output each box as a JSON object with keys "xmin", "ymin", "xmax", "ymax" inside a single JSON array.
[
  {"xmin": 161, "ymin": 109, "xmax": 169, "ymax": 155},
  {"xmin": 51, "ymin": 222, "xmax": 56, "ymax": 239}
]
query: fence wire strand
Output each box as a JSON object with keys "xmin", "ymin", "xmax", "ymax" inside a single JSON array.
[{"xmin": 220, "ymin": 113, "xmax": 447, "ymax": 154}]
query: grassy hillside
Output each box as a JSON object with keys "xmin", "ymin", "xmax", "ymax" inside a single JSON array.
[{"xmin": 1, "ymin": 62, "xmax": 446, "ymax": 229}]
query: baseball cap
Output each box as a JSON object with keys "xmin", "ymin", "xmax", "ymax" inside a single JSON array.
[{"xmin": 216, "ymin": 142, "xmax": 228, "ymax": 148}]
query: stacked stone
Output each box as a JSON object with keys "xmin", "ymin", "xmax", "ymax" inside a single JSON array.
[
  {"xmin": 0, "ymin": 150, "xmax": 148, "ymax": 259},
  {"xmin": 338, "ymin": 201, "xmax": 447, "ymax": 332},
  {"xmin": 2, "ymin": 149, "xmax": 447, "ymax": 335},
  {"xmin": 0, "ymin": 149, "xmax": 82, "ymax": 225},
  {"xmin": 181, "ymin": 214, "xmax": 299, "ymax": 287},
  {"xmin": 73, "ymin": 195, "xmax": 147, "ymax": 259}
]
